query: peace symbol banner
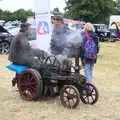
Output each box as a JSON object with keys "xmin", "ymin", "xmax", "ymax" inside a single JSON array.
[{"xmin": 35, "ymin": 0, "xmax": 51, "ymax": 52}]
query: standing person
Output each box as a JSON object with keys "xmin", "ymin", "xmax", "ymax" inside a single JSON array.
[
  {"xmin": 50, "ymin": 15, "xmax": 83, "ymax": 66},
  {"xmin": 50, "ymin": 15, "xmax": 72, "ymax": 65},
  {"xmin": 81, "ymin": 22, "xmax": 99, "ymax": 83},
  {"xmin": 50, "ymin": 15, "xmax": 69, "ymax": 56},
  {"xmin": 8, "ymin": 23, "xmax": 48, "ymax": 69}
]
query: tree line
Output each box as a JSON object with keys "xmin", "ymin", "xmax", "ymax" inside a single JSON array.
[
  {"xmin": 0, "ymin": 9, "xmax": 34, "ymax": 22},
  {"xmin": 0, "ymin": 0, "xmax": 120, "ymax": 24},
  {"xmin": 64, "ymin": 0, "xmax": 120, "ymax": 24}
]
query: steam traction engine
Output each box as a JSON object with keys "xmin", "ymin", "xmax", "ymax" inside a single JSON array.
[{"xmin": 9, "ymin": 49, "xmax": 99, "ymax": 108}]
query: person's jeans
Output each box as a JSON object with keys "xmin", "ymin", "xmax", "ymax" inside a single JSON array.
[{"xmin": 84, "ymin": 63, "xmax": 94, "ymax": 83}]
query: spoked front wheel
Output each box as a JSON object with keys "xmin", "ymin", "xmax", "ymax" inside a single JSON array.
[
  {"xmin": 60, "ymin": 85, "xmax": 80, "ymax": 108},
  {"xmin": 80, "ymin": 83, "xmax": 99, "ymax": 104}
]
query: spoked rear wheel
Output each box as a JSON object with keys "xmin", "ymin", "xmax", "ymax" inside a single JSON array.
[
  {"xmin": 60, "ymin": 85, "xmax": 80, "ymax": 108},
  {"xmin": 17, "ymin": 69, "xmax": 43, "ymax": 101},
  {"xmin": 80, "ymin": 83, "xmax": 99, "ymax": 104}
]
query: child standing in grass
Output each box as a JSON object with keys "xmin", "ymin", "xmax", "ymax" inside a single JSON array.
[{"xmin": 81, "ymin": 23, "xmax": 99, "ymax": 83}]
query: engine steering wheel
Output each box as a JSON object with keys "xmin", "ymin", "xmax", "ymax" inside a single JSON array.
[{"xmin": 44, "ymin": 56, "xmax": 60, "ymax": 66}]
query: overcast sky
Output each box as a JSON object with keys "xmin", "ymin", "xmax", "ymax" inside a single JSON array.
[{"xmin": 0, "ymin": 0, "xmax": 66, "ymax": 12}]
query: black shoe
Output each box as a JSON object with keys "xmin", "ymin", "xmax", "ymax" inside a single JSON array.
[{"xmin": 12, "ymin": 78, "xmax": 17, "ymax": 87}]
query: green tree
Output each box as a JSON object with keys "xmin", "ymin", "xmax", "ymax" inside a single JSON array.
[
  {"xmin": 25, "ymin": 9, "xmax": 34, "ymax": 17},
  {"xmin": 116, "ymin": 0, "xmax": 120, "ymax": 14},
  {"xmin": 13, "ymin": 9, "xmax": 28, "ymax": 22},
  {"xmin": 12, "ymin": 9, "xmax": 34, "ymax": 22},
  {"xmin": 64, "ymin": 0, "xmax": 116, "ymax": 23},
  {"xmin": 0, "ymin": 9, "xmax": 34, "ymax": 22},
  {"xmin": 3, "ymin": 11, "xmax": 12, "ymax": 21},
  {"xmin": 0, "ymin": 9, "xmax": 4, "ymax": 20}
]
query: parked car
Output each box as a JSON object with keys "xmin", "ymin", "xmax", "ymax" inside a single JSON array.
[
  {"xmin": 0, "ymin": 23, "xmax": 38, "ymax": 55},
  {"xmin": 94, "ymin": 24, "xmax": 111, "ymax": 42},
  {"xmin": 0, "ymin": 25, "xmax": 13, "ymax": 54}
]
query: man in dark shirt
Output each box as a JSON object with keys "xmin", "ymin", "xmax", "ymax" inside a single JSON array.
[{"xmin": 8, "ymin": 23, "xmax": 48, "ymax": 69}]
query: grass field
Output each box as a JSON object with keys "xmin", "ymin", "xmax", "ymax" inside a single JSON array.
[{"xmin": 0, "ymin": 42, "xmax": 120, "ymax": 120}]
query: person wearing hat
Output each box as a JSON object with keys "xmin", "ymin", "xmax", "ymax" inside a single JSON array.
[
  {"xmin": 50, "ymin": 15, "xmax": 74, "ymax": 69},
  {"xmin": 8, "ymin": 23, "xmax": 48, "ymax": 69},
  {"xmin": 50, "ymin": 15, "xmax": 70, "ymax": 56}
]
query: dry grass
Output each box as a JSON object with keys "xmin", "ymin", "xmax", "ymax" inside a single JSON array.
[{"xmin": 0, "ymin": 42, "xmax": 120, "ymax": 120}]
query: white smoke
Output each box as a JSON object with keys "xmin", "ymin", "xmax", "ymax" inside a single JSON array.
[
  {"xmin": 50, "ymin": 28, "xmax": 83, "ymax": 63},
  {"xmin": 66, "ymin": 30, "xmax": 83, "ymax": 48}
]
